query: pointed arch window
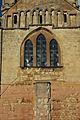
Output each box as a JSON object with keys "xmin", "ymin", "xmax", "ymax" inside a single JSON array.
[
  {"xmin": 36, "ymin": 34, "xmax": 47, "ymax": 67},
  {"xmin": 50, "ymin": 39, "xmax": 59, "ymax": 67},
  {"xmin": 24, "ymin": 40, "xmax": 33, "ymax": 67}
]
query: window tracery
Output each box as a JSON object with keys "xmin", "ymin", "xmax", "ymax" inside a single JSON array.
[{"xmin": 22, "ymin": 34, "xmax": 60, "ymax": 68}]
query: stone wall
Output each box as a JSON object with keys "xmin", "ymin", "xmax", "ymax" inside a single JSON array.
[
  {"xmin": 0, "ymin": 81, "xmax": 80, "ymax": 120},
  {"xmin": 2, "ymin": 0, "xmax": 80, "ymax": 28},
  {"xmin": 0, "ymin": 29, "xmax": 1, "ymax": 77},
  {"xmin": 1, "ymin": 27, "xmax": 80, "ymax": 84},
  {"xmin": 3, "ymin": 10, "xmax": 80, "ymax": 28},
  {"xmin": 51, "ymin": 81, "xmax": 80, "ymax": 120},
  {"xmin": 1, "ymin": 0, "xmax": 80, "ymax": 120},
  {"xmin": 0, "ymin": 26, "xmax": 80, "ymax": 120},
  {"xmin": 0, "ymin": 81, "xmax": 33, "ymax": 120}
]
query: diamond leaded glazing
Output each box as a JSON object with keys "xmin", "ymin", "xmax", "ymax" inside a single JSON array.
[
  {"xmin": 50, "ymin": 39, "xmax": 59, "ymax": 67},
  {"xmin": 36, "ymin": 34, "xmax": 47, "ymax": 67},
  {"xmin": 24, "ymin": 40, "xmax": 33, "ymax": 67}
]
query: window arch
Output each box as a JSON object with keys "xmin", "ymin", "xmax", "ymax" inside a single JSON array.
[
  {"xmin": 36, "ymin": 34, "xmax": 47, "ymax": 67},
  {"xmin": 50, "ymin": 39, "xmax": 59, "ymax": 67},
  {"xmin": 24, "ymin": 40, "xmax": 33, "ymax": 67}
]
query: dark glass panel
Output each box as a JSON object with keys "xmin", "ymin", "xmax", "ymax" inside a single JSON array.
[
  {"xmin": 50, "ymin": 39, "xmax": 59, "ymax": 67},
  {"xmin": 36, "ymin": 34, "xmax": 47, "ymax": 67},
  {"xmin": 14, "ymin": 15, "xmax": 17, "ymax": 24},
  {"xmin": 24, "ymin": 40, "xmax": 33, "ymax": 67}
]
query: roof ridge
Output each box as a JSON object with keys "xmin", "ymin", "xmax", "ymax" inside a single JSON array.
[
  {"xmin": 64, "ymin": 0, "xmax": 79, "ymax": 11},
  {"xmin": 2, "ymin": 0, "xmax": 21, "ymax": 16}
]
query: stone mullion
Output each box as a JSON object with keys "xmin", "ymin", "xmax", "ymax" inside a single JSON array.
[
  {"xmin": 42, "ymin": 11, "xmax": 45, "ymax": 24},
  {"xmin": 18, "ymin": 11, "xmax": 20, "ymax": 28},
  {"xmin": 52, "ymin": 10, "xmax": 54, "ymax": 25},
  {"xmin": 35, "ymin": 11, "xmax": 38, "ymax": 24},
  {"xmin": 10, "ymin": 14, "xmax": 13, "ymax": 28},
  {"xmin": 67, "ymin": 12, "xmax": 70, "ymax": 27},
  {"xmin": 61, "ymin": 11, "xmax": 64, "ymax": 27},
  {"xmin": 46, "ymin": 10, "xmax": 50, "ymax": 24},
  {"xmin": 33, "ymin": 39, "xmax": 36, "ymax": 67},
  {"xmin": 27, "ymin": 11, "xmax": 31, "ymax": 26},
  {"xmin": 45, "ymin": 11, "xmax": 48, "ymax": 24},
  {"xmin": 24, "ymin": 11, "xmax": 26, "ymax": 28},
  {"xmin": 24, "ymin": 11, "xmax": 27, "ymax": 27},
  {"xmin": 30, "ymin": 12, "xmax": 33, "ymax": 25},
  {"xmin": 49, "ymin": 11, "xmax": 52, "ymax": 24},
  {"xmin": 48, "ymin": 11, "xmax": 51, "ymax": 24},
  {"xmin": 57, "ymin": 11, "xmax": 63, "ymax": 27},
  {"xmin": 46, "ymin": 40, "xmax": 50, "ymax": 66},
  {"xmin": 58, "ymin": 11, "xmax": 61, "ymax": 27},
  {"xmin": 6, "ymin": 15, "xmax": 8, "ymax": 28},
  {"xmin": 76, "ymin": 12, "xmax": 80, "ymax": 27},
  {"xmin": 54, "ymin": 11, "xmax": 58, "ymax": 27},
  {"xmin": 33, "ymin": 11, "xmax": 37, "ymax": 24},
  {"xmin": 36, "ymin": 10, "xmax": 39, "ymax": 24},
  {"xmin": 12, "ymin": 13, "xmax": 14, "ymax": 28},
  {"xmin": 58, "ymin": 11, "xmax": 64, "ymax": 27},
  {"xmin": 26, "ymin": 13, "xmax": 28, "ymax": 27}
]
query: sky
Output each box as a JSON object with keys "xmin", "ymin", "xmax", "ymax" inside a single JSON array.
[
  {"xmin": 78, "ymin": 0, "xmax": 80, "ymax": 6},
  {"xmin": 0, "ymin": 0, "xmax": 2, "ymax": 16}
]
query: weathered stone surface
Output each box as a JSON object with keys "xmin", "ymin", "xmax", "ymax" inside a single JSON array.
[
  {"xmin": 35, "ymin": 82, "xmax": 51, "ymax": 120},
  {"xmin": 0, "ymin": 0, "xmax": 80, "ymax": 120},
  {"xmin": 0, "ymin": 81, "xmax": 80, "ymax": 120}
]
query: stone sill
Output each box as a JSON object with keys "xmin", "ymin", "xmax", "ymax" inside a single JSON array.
[
  {"xmin": 1, "ymin": 26, "xmax": 80, "ymax": 30},
  {"xmin": 21, "ymin": 66, "xmax": 63, "ymax": 69}
]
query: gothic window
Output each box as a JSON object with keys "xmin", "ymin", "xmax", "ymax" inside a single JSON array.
[
  {"xmin": 24, "ymin": 40, "xmax": 33, "ymax": 67},
  {"xmin": 14, "ymin": 15, "xmax": 17, "ymax": 24},
  {"xmin": 36, "ymin": 34, "xmax": 47, "ymax": 67},
  {"xmin": 50, "ymin": 39, "xmax": 59, "ymax": 67}
]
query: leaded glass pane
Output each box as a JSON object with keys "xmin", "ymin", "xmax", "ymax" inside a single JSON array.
[
  {"xmin": 36, "ymin": 34, "xmax": 47, "ymax": 67},
  {"xmin": 50, "ymin": 40, "xmax": 59, "ymax": 67},
  {"xmin": 24, "ymin": 40, "xmax": 33, "ymax": 67}
]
